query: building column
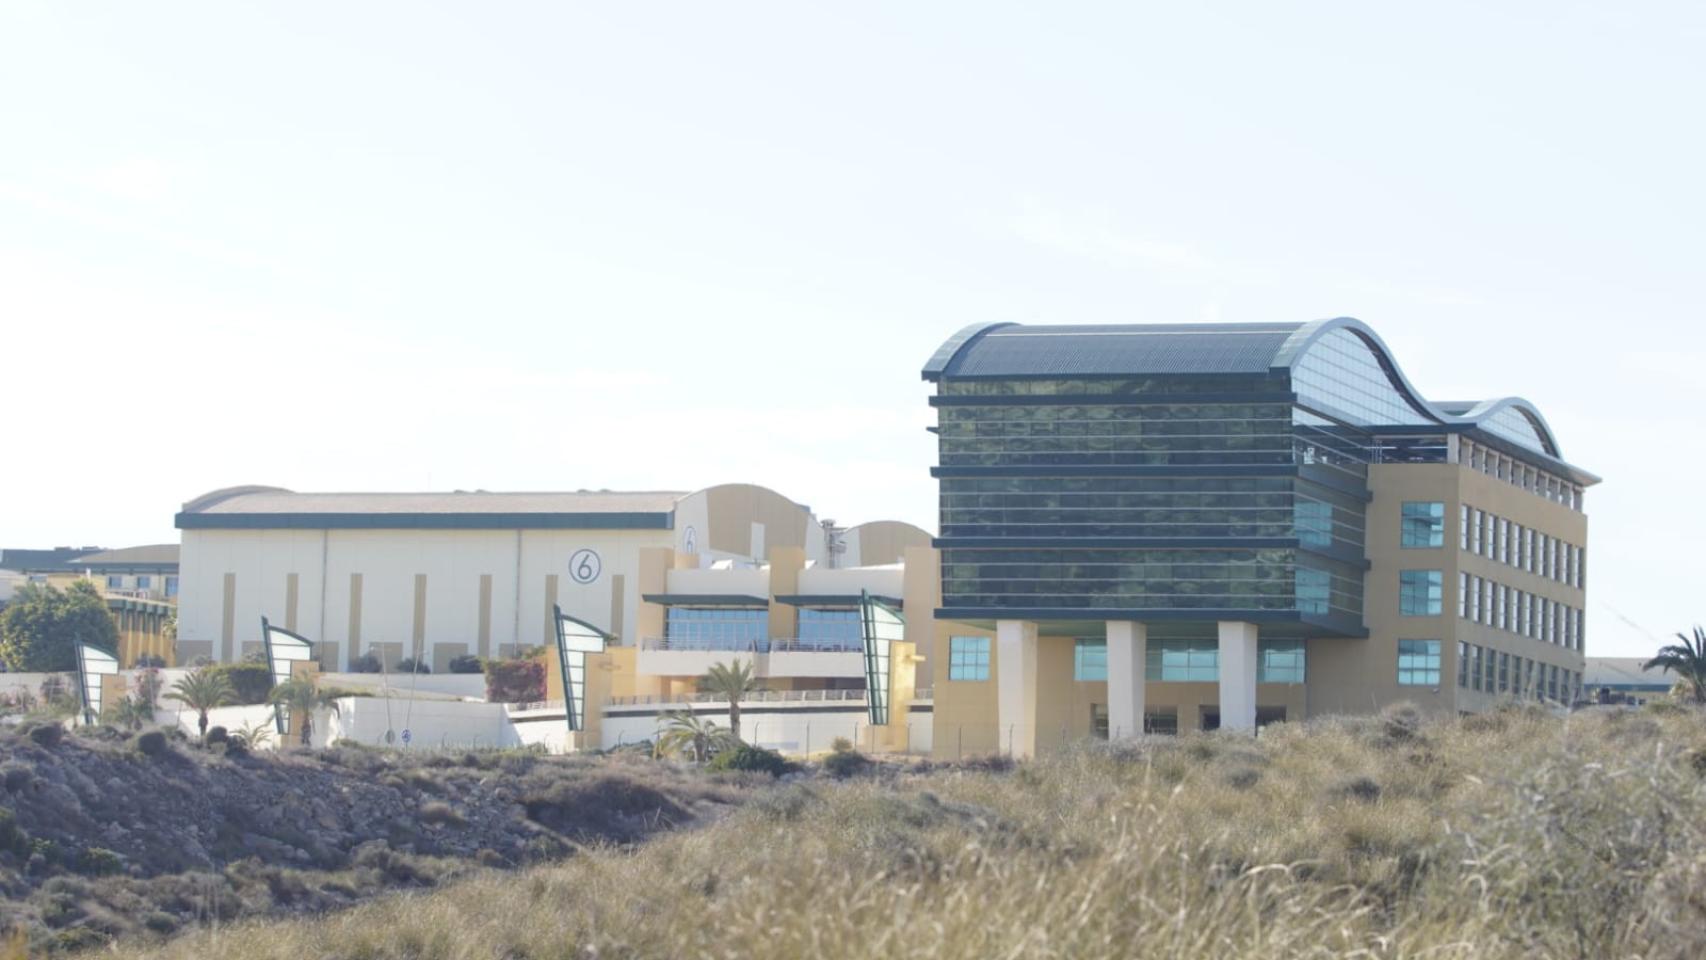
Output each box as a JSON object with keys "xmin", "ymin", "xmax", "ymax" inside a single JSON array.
[
  {"xmin": 1218, "ymin": 620, "xmax": 1258, "ymax": 732},
  {"xmin": 1106, "ymin": 620, "xmax": 1147, "ymax": 739},
  {"xmin": 995, "ymin": 619, "xmax": 1038, "ymax": 758}
]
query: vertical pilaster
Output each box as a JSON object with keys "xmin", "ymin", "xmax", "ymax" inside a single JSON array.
[
  {"xmin": 995, "ymin": 619, "xmax": 1038, "ymax": 757},
  {"xmin": 1218, "ymin": 620, "xmax": 1258, "ymax": 732},
  {"xmin": 1106, "ymin": 620, "xmax": 1147, "ymax": 739}
]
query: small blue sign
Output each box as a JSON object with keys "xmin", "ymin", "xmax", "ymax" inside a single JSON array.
[{"xmin": 400, "ymin": 728, "xmax": 412, "ymax": 745}]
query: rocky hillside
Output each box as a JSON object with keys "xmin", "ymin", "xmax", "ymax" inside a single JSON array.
[{"xmin": 0, "ymin": 721, "xmax": 747, "ymax": 952}]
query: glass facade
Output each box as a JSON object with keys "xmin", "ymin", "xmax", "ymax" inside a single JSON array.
[
  {"xmin": 948, "ymin": 636, "xmax": 990, "ymax": 680},
  {"xmin": 1140, "ymin": 638, "xmax": 1307, "ymax": 683},
  {"xmin": 933, "ymin": 371, "xmax": 1371, "ymax": 630},
  {"xmin": 1073, "ymin": 638, "xmax": 1107, "ymax": 681},
  {"xmin": 664, "ymin": 608, "xmax": 769, "ymax": 648},
  {"xmin": 941, "ymin": 548, "xmax": 1361, "ymax": 617},
  {"xmin": 796, "ymin": 608, "xmax": 862, "ymax": 648},
  {"xmin": 1290, "ymin": 327, "xmax": 1432, "ymax": 426}
]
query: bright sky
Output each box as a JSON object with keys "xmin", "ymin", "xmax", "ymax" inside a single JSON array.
[{"xmin": 2, "ymin": 2, "xmax": 1699, "ymax": 657}]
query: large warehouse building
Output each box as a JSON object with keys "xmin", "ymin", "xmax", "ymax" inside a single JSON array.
[
  {"xmin": 174, "ymin": 483, "xmax": 930, "ymax": 673},
  {"xmin": 916, "ymin": 318, "xmax": 1598, "ymax": 755}
]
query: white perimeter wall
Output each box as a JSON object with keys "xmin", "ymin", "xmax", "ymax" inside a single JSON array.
[{"xmin": 600, "ymin": 707, "xmax": 933, "ymax": 756}]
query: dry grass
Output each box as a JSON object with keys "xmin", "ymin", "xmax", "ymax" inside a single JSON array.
[{"xmin": 93, "ymin": 704, "xmax": 1706, "ymax": 959}]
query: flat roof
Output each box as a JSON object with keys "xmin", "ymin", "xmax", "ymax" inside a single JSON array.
[{"xmin": 177, "ymin": 487, "xmax": 685, "ymax": 531}]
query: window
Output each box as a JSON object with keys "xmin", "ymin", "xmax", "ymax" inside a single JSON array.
[
  {"xmin": 1471, "ymin": 645, "xmax": 1483, "ymax": 691},
  {"xmin": 1458, "ymin": 572, "xmax": 1470, "ymax": 618},
  {"xmin": 664, "ymin": 608, "xmax": 769, "ymax": 648},
  {"xmin": 135, "ymin": 575, "xmax": 152, "ymax": 590},
  {"xmin": 1470, "ymin": 509, "xmax": 1483, "ymax": 554},
  {"xmin": 1295, "ymin": 500, "xmax": 1333, "ymax": 548},
  {"xmin": 948, "ymin": 636, "xmax": 990, "ymax": 681},
  {"xmin": 1400, "ymin": 570, "xmax": 1442, "ymax": 616},
  {"xmin": 797, "ymin": 608, "xmax": 861, "ymax": 648},
  {"xmin": 106, "ymin": 575, "xmax": 124, "ymax": 589},
  {"xmin": 1148, "ymin": 639, "xmax": 1217, "ymax": 682},
  {"xmin": 1459, "ymin": 504, "xmax": 1470, "ymax": 550},
  {"xmin": 1484, "ymin": 646, "xmax": 1497, "ymax": 691},
  {"xmin": 1397, "ymin": 639, "xmax": 1441, "ymax": 686},
  {"xmin": 1457, "ymin": 641, "xmax": 1469, "ymax": 687},
  {"xmin": 1401, "ymin": 502, "xmax": 1445, "ymax": 548},
  {"xmin": 1144, "ymin": 709, "xmax": 1179, "ymax": 734},
  {"xmin": 1259, "ymin": 639, "xmax": 1305, "ymax": 683},
  {"xmin": 1497, "ymin": 518, "xmax": 1510, "ymax": 564},
  {"xmin": 164, "ymin": 576, "xmax": 179, "ymax": 598},
  {"xmin": 1498, "ymin": 652, "xmax": 1510, "ymax": 693},
  {"xmin": 1090, "ymin": 703, "xmax": 1109, "ymax": 739},
  {"xmin": 1296, "ymin": 567, "xmax": 1330, "ymax": 614},
  {"xmin": 1074, "ymin": 639, "xmax": 1107, "ymax": 681}
]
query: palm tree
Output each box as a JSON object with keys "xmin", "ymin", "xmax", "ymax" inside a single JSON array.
[
  {"xmin": 654, "ymin": 710, "xmax": 735, "ymax": 763},
  {"xmin": 165, "ymin": 669, "xmax": 234, "ymax": 741},
  {"xmin": 1644, "ymin": 626, "xmax": 1706, "ymax": 705},
  {"xmin": 701, "ymin": 659, "xmax": 760, "ymax": 742},
  {"xmin": 268, "ymin": 679, "xmax": 341, "ymax": 747}
]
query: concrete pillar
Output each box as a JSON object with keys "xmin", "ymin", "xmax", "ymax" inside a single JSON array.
[
  {"xmin": 1106, "ymin": 621, "xmax": 1147, "ymax": 739},
  {"xmin": 995, "ymin": 619, "xmax": 1038, "ymax": 758},
  {"xmin": 1218, "ymin": 620, "xmax": 1258, "ymax": 732}
]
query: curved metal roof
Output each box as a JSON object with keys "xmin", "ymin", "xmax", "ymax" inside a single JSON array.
[
  {"xmin": 922, "ymin": 317, "xmax": 1577, "ymax": 466},
  {"xmin": 921, "ymin": 322, "xmax": 1303, "ymax": 378}
]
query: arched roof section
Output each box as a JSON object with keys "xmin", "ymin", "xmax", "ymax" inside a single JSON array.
[
  {"xmin": 1273, "ymin": 318, "xmax": 1563, "ymax": 458},
  {"xmin": 180, "ymin": 485, "xmax": 292, "ymax": 514},
  {"xmin": 922, "ymin": 322, "xmax": 1300, "ymax": 380},
  {"xmin": 678, "ymin": 483, "xmax": 815, "ymax": 557}
]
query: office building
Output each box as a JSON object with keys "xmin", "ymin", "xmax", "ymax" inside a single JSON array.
[{"xmin": 916, "ymin": 318, "xmax": 1598, "ymax": 756}]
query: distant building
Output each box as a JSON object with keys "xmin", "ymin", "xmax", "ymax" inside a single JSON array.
[
  {"xmin": 1583, "ymin": 657, "xmax": 1674, "ymax": 705},
  {"xmin": 74, "ymin": 544, "xmax": 180, "ymax": 601},
  {"xmin": 0, "ymin": 546, "xmax": 105, "ymax": 589},
  {"xmin": 173, "ymin": 483, "xmax": 930, "ymax": 674}
]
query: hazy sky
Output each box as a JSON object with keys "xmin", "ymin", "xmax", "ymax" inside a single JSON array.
[{"xmin": 2, "ymin": 2, "xmax": 1700, "ymax": 657}]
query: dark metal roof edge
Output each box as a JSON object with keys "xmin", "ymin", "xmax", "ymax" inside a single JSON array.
[
  {"xmin": 640, "ymin": 593, "xmax": 771, "ymax": 607},
  {"xmin": 921, "ymin": 322, "xmax": 1019, "ymax": 381},
  {"xmin": 177, "ymin": 512, "xmax": 676, "ymax": 531},
  {"xmin": 775, "ymin": 593, "xmax": 904, "ymax": 609}
]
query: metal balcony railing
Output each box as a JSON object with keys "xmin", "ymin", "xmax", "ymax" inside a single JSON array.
[{"xmin": 638, "ymin": 636, "xmax": 863, "ymax": 654}]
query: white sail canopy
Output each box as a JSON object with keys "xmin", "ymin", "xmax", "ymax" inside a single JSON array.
[
  {"xmin": 859, "ymin": 592, "xmax": 904, "ymax": 726},
  {"xmin": 554, "ymin": 606, "xmax": 610, "ymax": 732},
  {"xmin": 75, "ymin": 642, "xmax": 120, "ymax": 725}
]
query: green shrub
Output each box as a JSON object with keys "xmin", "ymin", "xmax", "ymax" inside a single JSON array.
[
  {"xmin": 1, "ymin": 761, "xmax": 32, "ymax": 792},
  {"xmin": 205, "ymin": 662, "xmax": 273, "ymax": 704},
  {"xmin": 448, "ymin": 654, "xmax": 484, "ymax": 674},
  {"xmin": 134, "ymin": 729, "xmax": 169, "ymax": 757},
  {"xmin": 822, "ymin": 749, "xmax": 871, "ymax": 779},
  {"xmin": 396, "ymin": 657, "xmax": 431, "ymax": 674},
  {"xmin": 27, "ymin": 722, "xmax": 64, "ymax": 748},
  {"xmin": 205, "ymin": 725, "xmax": 229, "ymax": 745},
  {"xmin": 349, "ymin": 653, "xmax": 383, "ymax": 673},
  {"xmin": 75, "ymin": 847, "xmax": 123, "ymax": 876},
  {"xmin": 0, "ymin": 806, "xmax": 29, "ymax": 856},
  {"xmin": 829, "ymin": 736, "xmax": 855, "ymax": 753},
  {"xmin": 708, "ymin": 743, "xmax": 790, "ymax": 776},
  {"xmin": 419, "ymin": 802, "xmax": 466, "ymax": 827},
  {"xmin": 484, "ymin": 658, "xmax": 546, "ymax": 703}
]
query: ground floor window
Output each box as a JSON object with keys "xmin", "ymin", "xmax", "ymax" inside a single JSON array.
[
  {"xmin": 1397, "ymin": 639, "xmax": 1441, "ymax": 686},
  {"xmin": 948, "ymin": 636, "xmax": 990, "ymax": 681},
  {"xmin": 1144, "ymin": 709, "xmax": 1178, "ymax": 734},
  {"xmin": 1074, "ymin": 639, "xmax": 1108, "ymax": 681},
  {"xmin": 1090, "ymin": 703, "xmax": 1108, "ymax": 739}
]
